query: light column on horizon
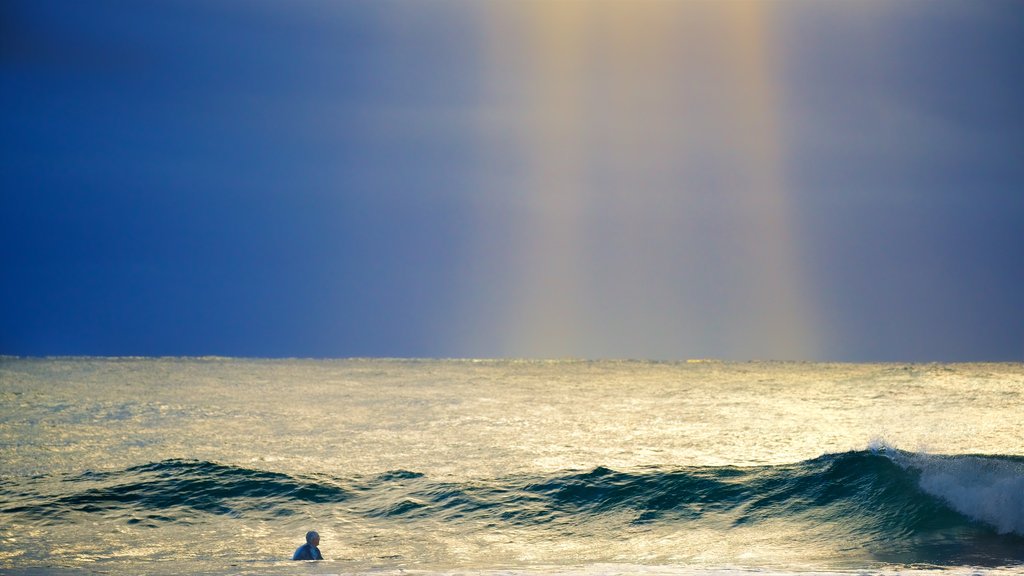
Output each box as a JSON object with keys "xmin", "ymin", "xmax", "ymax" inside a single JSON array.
[
  {"xmin": 504, "ymin": 3, "xmax": 591, "ymax": 356},
  {"xmin": 470, "ymin": 1, "xmax": 820, "ymax": 360},
  {"xmin": 714, "ymin": 2, "xmax": 818, "ymax": 358}
]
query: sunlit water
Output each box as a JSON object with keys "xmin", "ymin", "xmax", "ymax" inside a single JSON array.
[{"xmin": 1, "ymin": 358, "xmax": 1022, "ymax": 575}]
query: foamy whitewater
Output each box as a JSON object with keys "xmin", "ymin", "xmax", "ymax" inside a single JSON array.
[{"xmin": 1, "ymin": 358, "xmax": 1022, "ymax": 576}]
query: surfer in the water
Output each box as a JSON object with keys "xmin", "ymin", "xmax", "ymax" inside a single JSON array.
[{"xmin": 292, "ymin": 530, "xmax": 324, "ymax": 560}]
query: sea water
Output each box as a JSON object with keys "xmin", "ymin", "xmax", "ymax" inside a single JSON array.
[{"xmin": 0, "ymin": 357, "xmax": 1022, "ymax": 576}]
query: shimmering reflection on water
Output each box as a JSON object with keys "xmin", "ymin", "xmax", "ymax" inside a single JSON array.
[
  {"xmin": 4, "ymin": 359, "xmax": 1019, "ymax": 477},
  {"xmin": 1, "ymin": 358, "xmax": 1022, "ymax": 574}
]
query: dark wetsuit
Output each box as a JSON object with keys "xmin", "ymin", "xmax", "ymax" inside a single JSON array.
[{"xmin": 292, "ymin": 543, "xmax": 323, "ymax": 560}]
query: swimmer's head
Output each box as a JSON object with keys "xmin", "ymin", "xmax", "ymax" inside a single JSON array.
[{"xmin": 306, "ymin": 531, "xmax": 320, "ymax": 546}]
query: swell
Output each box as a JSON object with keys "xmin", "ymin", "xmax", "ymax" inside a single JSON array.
[
  {"xmin": 3, "ymin": 451, "xmax": 1023, "ymax": 563},
  {"xmin": 1, "ymin": 459, "xmax": 349, "ymax": 522}
]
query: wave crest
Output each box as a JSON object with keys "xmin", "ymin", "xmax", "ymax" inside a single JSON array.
[{"xmin": 882, "ymin": 449, "xmax": 1024, "ymax": 535}]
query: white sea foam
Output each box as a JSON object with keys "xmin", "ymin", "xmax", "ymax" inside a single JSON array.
[{"xmin": 884, "ymin": 448, "xmax": 1024, "ymax": 536}]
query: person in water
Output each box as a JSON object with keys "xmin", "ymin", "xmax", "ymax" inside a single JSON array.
[{"xmin": 292, "ymin": 530, "xmax": 323, "ymax": 560}]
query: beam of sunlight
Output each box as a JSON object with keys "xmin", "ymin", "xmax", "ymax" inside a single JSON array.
[{"xmin": 468, "ymin": 1, "xmax": 820, "ymax": 360}]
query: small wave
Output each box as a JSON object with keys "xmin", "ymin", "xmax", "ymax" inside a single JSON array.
[{"xmin": 2, "ymin": 459, "xmax": 348, "ymax": 523}]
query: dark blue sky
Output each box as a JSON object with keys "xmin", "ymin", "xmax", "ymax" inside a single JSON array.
[{"xmin": 2, "ymin": 1, "xmax": 1022, "ymax": 361}]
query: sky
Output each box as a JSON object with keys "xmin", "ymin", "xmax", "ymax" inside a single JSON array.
[{"xmin": 2, "ymin": 0, "xmax": 1022, "ymax": 362}]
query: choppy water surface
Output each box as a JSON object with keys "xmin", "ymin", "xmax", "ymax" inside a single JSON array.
[{"xmin": 1, "ymin": 358, "xmax": 1022, "ymax": 575}]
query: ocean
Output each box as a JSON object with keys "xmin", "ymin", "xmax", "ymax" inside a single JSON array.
[{"xmin": 1, "ymin": 357, "xmax": 1022, "ymax": 576}]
